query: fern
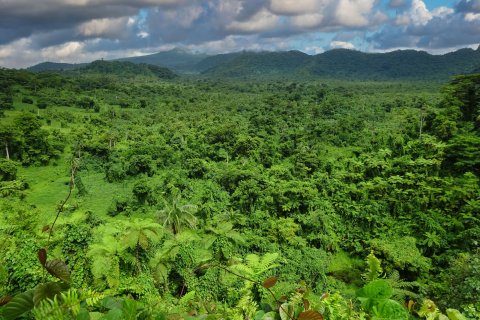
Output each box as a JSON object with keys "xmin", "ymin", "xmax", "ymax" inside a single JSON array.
[
  {"xmin": 386, "ymin": 270, "xmax": 418, "ymax": 302},
  {"xmin": 31, "ymin": 289, "xmax": 104, "ymax": 320},
  {"xmin": 363, "ymin": 251, "xmax": 383, "ymax": 282}
]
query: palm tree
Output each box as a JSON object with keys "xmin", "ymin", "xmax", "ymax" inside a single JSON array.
[
  {"xmin": 157, "ymin": 194, "xmax": 198, "ymax": 234},
  {"xmin": 120, "ymin": 218, "xmax": 163, "ymax": 273}
]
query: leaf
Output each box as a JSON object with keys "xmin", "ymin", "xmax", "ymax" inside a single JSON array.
[
  {"xmin": 1, "ymin": 290, "xmax": 34, "ymax": 320},
  {"xmin": 38, "ymin": 248, "xmax": 47, "ymax": 266},
  {"xmin": 356, "ymin": 279, "xmax": 393, "ymax": 310},
  {"xmin": 122, "ymin": 299, "xmax": 138, "ymax": 320},
  {"xmin": 298, "ymin": 311, "xmax": 324, "ymax": 320},
  {"xmin": 262, "ymin": 276, "xmax": 278, "ymax": 289},
  {"xmin": 279, "ymin": 302, "xmax": 294, "ymax": 320},
  {"xmin": 76, "ymin": 307, "xmax": 90, "ymax": 320},
  {"xmin": 103, "ymin": 308, "xmax": 124, "ymax": 320},
  {"xmin": 45, "ymin": 260, "xmax": 71, "ymax": 282},
  {"xmin": 0, "ymin": 296, "xmax": 12, "ymax": 306},
  {"xmin": 446, "ymin": 309, "xmax": 467, "ymax": 320},
  {"xmin": 357, "ymin": 279, "xmax": 393, "ymax": 300},
  {"xmin": 372, "ymin": 300, "xmax": 408, "ymax": 320},
  {"xmin": 33, "ymin": 282, "xmax": 63, "ymax": 306},
  {"xmin": 407, "ymin": 300, "xmax": 415, "ymax": 312}
]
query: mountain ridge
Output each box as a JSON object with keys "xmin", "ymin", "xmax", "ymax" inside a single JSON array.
[{"xmin": 26, "ymin": 46, "xmax": 480, "ymax": 80}]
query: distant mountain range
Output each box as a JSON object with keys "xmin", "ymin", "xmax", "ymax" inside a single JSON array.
[
  {"xmin": 115, "ymin": 48, "xmax": 208, "ymax": 73},
  {"xmin": 28, "ymin": 61, "xmax": 88, "ymax": 72},
  {"xmin": 27, "ymin": 46, "xmax": 480, "ymax": 80}
]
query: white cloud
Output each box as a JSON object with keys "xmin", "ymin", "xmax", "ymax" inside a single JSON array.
[
  {"xmin": 160, "ymin": 5, "xmax": 203, "ymax": 28},
  {"xmin": 41, "ymin": 41, "xmax": 85, "ymax": 59},
  {"xmin": 335, "ymin": 0, "xmax": 377, "ymax": 28},
  {"xmin": 432, "ymin": 7, "xmax": 454, "ymax": 18},
  {"xmin": 77, "ymin": 17, "xmax": 130, "ymax": 38},
  {"xmin": 269, "ymin": 0, "xmax": 324, "ymax": 15},
  {"xmin": 288, "ymin": 0, "xmax": 383, "ymax": 30},
  {"xmin": 227, "ymin": 9, "xmax": 279, "ymax": 33},
  {"xmin": 396, "ymin": 0, "xmax": 432, "ymax": 26},
  {"xmin": 290, "ymin": 13, "xmax": 325, "ymax": 29},
  {"xmin": 465, "ymin": 12, "xmax": 480, "ymax": 21},
  {"xmin": 330, "ymin": 40, "xmax": 355, "ymax": 49}
]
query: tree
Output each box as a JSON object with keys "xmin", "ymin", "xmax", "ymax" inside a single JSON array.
[
  {"xmin": 87, "ymin": 234, "xmax": 134, "ymax": 290},
  {"xmin": 120, "ymin": 219, "xmax": 163, "ymax": 273},
  {"xmin": 157, "ymin": 195, "xmax": 198, "ymax": 235},
  {"xmin": 0, "ymin": 125, "xmax": 15, "ymax": 160}
]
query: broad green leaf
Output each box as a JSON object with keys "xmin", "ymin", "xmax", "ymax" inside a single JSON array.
[
  {"xmin": 45, "ymin": 260, "xmax": 71, "ymax": 282},
  {"xmin": 446, "ymin": 309, "xmax": 467, "ymax": 320},
  {"xmin": 357, "ymin": 279, "xmax": 393, "ymax": 310},
  {"xmin": 121, "ymin": 299, "xmax": 138, "ymax": 320},
  {"xmin": 102, "ymin": 297, "xmax": 122, "ymax": 310},
  {"xmin": 101, "ymin": 308, "xmax": 123, "ymax": 320},
  {"xmin": 1, "ymin": 290, "xmax": 34, "ymax": 320},
  {"xmin": 33, "ymin": 282, "xmax": 63, "ymax": 306},
  {"xmin": 372, "ymin": 300, "xmax": 408, "ymax": 320},
  {"xmin": 76, "ymin": 307, "xmax": 90, "ymax": 320},
  {"xmin": 254, "ymin": 310, "xmax": 265, "ymax": 320},
  {"xmin": 279, "ymin": 302, "xmax": 294, "ymax": 320}
]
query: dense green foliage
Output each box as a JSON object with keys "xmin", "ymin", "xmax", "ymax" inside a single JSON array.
[
  {"xmin": 27, "ymin": 46, "xmax": 480, "ymax": 81},
  {"xmin": 0, "ymin": 67, "xmax": 479, "ymax": 319},
  {"xmin": 81, "ymin": 61, "xmax": 177, "ymax": 79}
]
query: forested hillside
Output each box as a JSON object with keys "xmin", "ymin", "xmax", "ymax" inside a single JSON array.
[
  {"xmin": 28, "ymin": 46, "xmax": 480, "ymax": 81},
  {"xmin": 0, "ymin": 67, "xmax": 479, "ymax": 319}
]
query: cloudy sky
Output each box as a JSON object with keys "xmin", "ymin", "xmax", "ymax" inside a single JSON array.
[{"xmin": 0, "ymin": 0, "xmax": 479, "ymax": 68}]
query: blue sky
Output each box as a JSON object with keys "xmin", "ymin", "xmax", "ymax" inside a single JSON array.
[{"xmin": 0, "ymin": 0, "xmax": 478, "ymax": 68}]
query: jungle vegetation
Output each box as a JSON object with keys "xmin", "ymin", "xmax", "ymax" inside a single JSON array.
[{"xmin": 0, "ymin": 64, "xmax": 479, "ymax": 319}]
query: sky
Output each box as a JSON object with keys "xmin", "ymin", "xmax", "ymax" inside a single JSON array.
[{"xmin": 0, "ymin": 0, "xmax": 479, "ymax": 68}]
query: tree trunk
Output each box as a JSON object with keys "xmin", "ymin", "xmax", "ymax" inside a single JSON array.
[
  {"xmin": 136, "ymin": 245, "xmax": 142, "ymax": 274},
  {"xmin": 5, "ymin": 141, "xmax": 9, "ymax": 160}
]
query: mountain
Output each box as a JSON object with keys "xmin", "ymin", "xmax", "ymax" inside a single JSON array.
[
  {"xmin": 117, "ymin": 48, "xmax": 209, "ymax": 72},
  {"xmin": 79, "ymin": 60, "xmax": 177, "ymax": 79},
  {"xmin": 28, "ymin": 62, "xmax": 86, "ymax": 72},
  {"xmin": 203, "ymin": 48, "xmax": 480, "ymax": 80},
  {"xmin": 305, "ymin": 48, "xmax": 480, "ymax": 80},
  {"xmin": 200, "ymin": 50, "xmax": 311, "ymax": 78},
  {"xmin": 26, "ymin": 46, "xmax": 480, "ymax": 80},
  {"xmin": 192, "ymin": 52, "xmax": 243, "ymax": 73}
]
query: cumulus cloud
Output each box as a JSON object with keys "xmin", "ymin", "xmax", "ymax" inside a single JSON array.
[
  {"xmin": 0, "ymin": 0, "xmax": 479, "ymax": 68},
  {"xmin": 287, "ymin": 0, "xmax": 385, "ymax": 30},
  {"xmin": 373, "ymin": 0, "xmax": 480, "ymax": 50},
  {"xmin": 77, "ymin": 17, "xmax": 131, "ymax": 38},
  {"xmin": 465, "ymin": 12, "xmax": 480, "ymax": 21},
  {"xmin": 227, "ymin": 9, "xmax": 280, "ymax": 33},
  {"xmin": 269, "ymin": 0, "xmax": 324, "ymax": 15},
  {"xmin": 396, "ymin": 0, "xmax": 432, "ymax": 26},
  {"xmin": 335, "ymin": 0, "xmax": 379, "ymax": 28},
  {"xmin": 456, "ymin": 0, "xmax": 480, "ymax": 13},
  {"xmin": 330, "ymin": 40, "xmax": 355, "ymax": 49}
]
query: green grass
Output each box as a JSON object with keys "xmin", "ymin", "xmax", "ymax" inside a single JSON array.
[{"xmin": 20, "ymin": 160, "xmax": 134, "ymax": 222}]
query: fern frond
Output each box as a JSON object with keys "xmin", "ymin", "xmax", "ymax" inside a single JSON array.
[
  {"xmin": 246, "ymin": 254, "xmax": 260, "ymax": 268},
  {"xmin": 363, "ymin": 251, "xmax": 383, "ymax": 282},
  {"xmin": 257, "ymin": 252, "xmax": 279, "ymax": 275},
  {"xmin": 32, "ymin": 297, "xmax": 64, "ymax": 320}
]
